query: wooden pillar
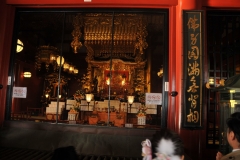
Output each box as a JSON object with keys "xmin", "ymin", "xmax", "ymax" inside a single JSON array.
[
  {"xmin": 168, "ymin": 0, "xmax": 204, "ymax": 159},
  {"xmin": 0, "ymin": 2, "xmax": 15, "ymax": 126}
]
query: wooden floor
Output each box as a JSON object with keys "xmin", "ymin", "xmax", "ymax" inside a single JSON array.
[
  {"xmin": 0, "ymin": 121, "xmax": 195, "ymax": 159},
  {"xmin": 0, "ymin": 147, "xmax": 53, "ymax": 160},
  {"xmin": 0, "ymin": 147, "xmax": 143, "ymax": 160},
  {"xmin": 0, "ymin": 121, "xmax": 157, "ymax": 159}
]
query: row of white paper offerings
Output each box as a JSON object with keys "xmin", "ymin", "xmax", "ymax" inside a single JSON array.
[{"xmin": 46, "ymin": 100, "xmax": 158, "ymax": 114}]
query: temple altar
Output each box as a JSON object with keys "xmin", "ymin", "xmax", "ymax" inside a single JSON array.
[{"xmin": 64, "ymin": 99, "xmax": 158, "ymax": 127}]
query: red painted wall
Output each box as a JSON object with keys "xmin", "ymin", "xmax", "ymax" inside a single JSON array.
[
  {"xmin": 6, "ymin": 0, "xmax": 178, "ymax": 6},
  {"xmin": 0, "ymin": 1, "xmax": 15, "ymax": 127},
  {"xmin": 6, "ymin": 0, "xmax": 240, "ymax": 7},
  {"xmin": 202, "ymin": 0, "xmax": 240, "ymax": 7}
]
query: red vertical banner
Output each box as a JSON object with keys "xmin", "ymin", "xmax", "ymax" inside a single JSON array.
[{"xmin": 182, "ymin": 11, "xmax": 203, "ymax": 128}]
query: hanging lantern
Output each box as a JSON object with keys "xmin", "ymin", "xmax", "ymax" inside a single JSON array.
[
  {"xmin": 56, "ymin": 56, "xmax": 65, "ymax": 66},
  {"xmin": 69, "ymin": 65, "xmax": 74, "ymax": 73},
  {"xmin": 63, "ymin": 62, "xmax": 70, "ymax": 70},
  {"xmin": 74, "ymin": 68, "xmax": 78, "ymax": 74},
  {"xmin": 23, "ymin": 71, "xmax": 31, "ymax": 78},
  {"xmin": 16, "ymin": 39, "xmax": 24, "ymax": 53}
]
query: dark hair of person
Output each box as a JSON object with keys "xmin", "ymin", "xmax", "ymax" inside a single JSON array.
[
  {"xmin": 51, "ymin": 146, "xmax": 79, "ymax": 160},
  {"xmin": 230, "ymin": 112, "xmax": 240, "ymax": 119},
  {"xmin": 226, "ymin": 112, "xmax": 240, "ymax": 143},
  {"xmin": 151, "ymin": 129, "xmax": 184, "ymax": 158}
]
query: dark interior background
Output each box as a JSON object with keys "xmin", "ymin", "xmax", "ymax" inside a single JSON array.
[{"xmin": 12, "ymin": 9, "xmax": 168, "ymax": 125}]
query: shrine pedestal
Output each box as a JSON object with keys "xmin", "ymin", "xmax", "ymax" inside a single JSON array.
[
  {"xmin": 68, "ymin": 112, "xmax": 79, "ymax": 121},
  {"xmin": 137, "ymin": 116, "xmax": 146, "ymax": 125}
]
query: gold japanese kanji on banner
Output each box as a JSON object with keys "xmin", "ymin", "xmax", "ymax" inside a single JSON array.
[{"xmin": 182, "ymin": 11, "xmax": 203, "ymax": 128}]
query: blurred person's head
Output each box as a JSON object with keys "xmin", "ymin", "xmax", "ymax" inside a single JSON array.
[
  {"xmin": 51, "ymin": 146, "xmax": 79, "ymax": 160},
  {"xmin": 151, "ymin": 129, "xmax": 184, "ymax": 160},
  {"xmin": 230, "ymin": 111, "xmax": 240, "ymax": 119},
  {"xmin": 226, "ymin": 112, "xmax": 240, "ymax": 149}
]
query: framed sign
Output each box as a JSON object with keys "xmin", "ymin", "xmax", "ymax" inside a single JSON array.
[
  {"xmin": 182, "ymin": 11, "xmax": 203, "ymax": 128},
  {"xmin": 12, "ymin": 87, "xmax": 27, "ymax": 98},
  {"xmin": 145, "ymin": 93, "xmax": 162, "ymax": 105}
]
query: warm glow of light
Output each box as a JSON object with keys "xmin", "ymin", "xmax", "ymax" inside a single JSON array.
[
  {"xmin": 157, "ymin": 68, "xmax": 163, "ymax": 77},
  {"xmin": 74, "ymin": 69, "xmax": 78, "ymax": 74},
  {"xmin": 122, "ymin": 80, "xmax": 125, "ymax": 85},
  {"xmin": 45, "ymin": 94, "xmax": 49, "ymax": 98},
  {"xmin": 127, "ymin": 96, "xmax": 134, "ymax": 104},
  {"xmin": 230, "ymin": 100, "xmax": 237, "ymax": 108},
  {"xmin": 86, "ymin": 94, "xmax": 93, "ymax": 102},
  {"xmin": 209, "ymin": 78, "xmax": 214, "ymax": 85},
  {"xmin": 56, "ymin": 56, "xmax": 65, "ymax": 66},
  {"xmin": 50, "ymin": 54, "xmax": 56, "ymax": 61},
  {"xmin": 23, "ymin": 72, "xmax": 31, "ymax": 78},
  {"xmin": 135, "ymin": 86, "xmax": 141, "ymax": 91},
  {"xmin": 69, "ymin": 66, "xmax": 74, "ymax": 72},
  {"xmin": 16, "ymin": 39, "xmax": 24, "ymax": 53},
  {"xmin": 63, "ymin": 62, "xmax": 69, "ymax": 70},
  {"xmin": 106, "ymin": 78, "xmax": 110, "ymax": 85}
]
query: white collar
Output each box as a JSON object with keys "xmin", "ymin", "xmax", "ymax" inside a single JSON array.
[{"xmin": 232, "ymin": 149, "xmax": 240, "ymax": 152}]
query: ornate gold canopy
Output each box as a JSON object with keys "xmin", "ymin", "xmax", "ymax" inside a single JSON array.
[
  {"xmin": 69, "ymin": 13, "xmax": 150, "ymax": 94},
  {"xmin": 71, "ymin": 13, "xmax": 148, "ymax": 63}
]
